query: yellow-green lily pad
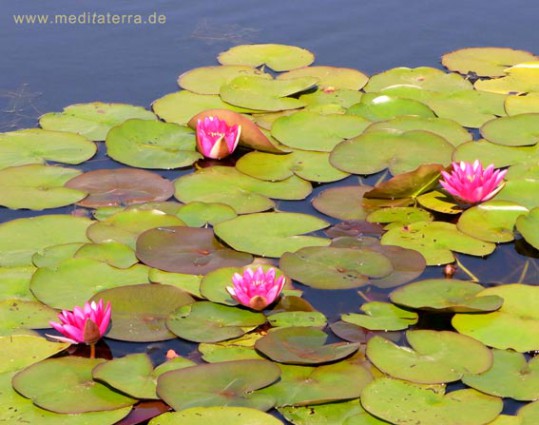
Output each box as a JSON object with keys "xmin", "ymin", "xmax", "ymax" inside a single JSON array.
[
  {"xmin": 342, "ymin": 302, "xmax": 418, "ymax": 331},
  {"xmin": 516, "ymin": 207, "xmax": 539, "ymax": 250},
  {"xmin": 278, "ymin": 65, "xmax": 369, "ymax": 90},
  {"xmin": 149, "ymin": 407, "xmax": 284, "ymax": 425},
  {"xmin": 218, "ymin": 44, "xmax": 315, "ymax": 71},
  {"xmin": 178, "ymin": 65, "xmax": 270, "ymax": 94}
]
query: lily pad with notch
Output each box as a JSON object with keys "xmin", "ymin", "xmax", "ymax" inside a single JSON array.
[
  {"xmin": 218, "ymin": 44, "xmax": 315, "ymax": 71},
  {"xmin": 342, "ymin": 302, "xmax": 418, "ymax": 331}
]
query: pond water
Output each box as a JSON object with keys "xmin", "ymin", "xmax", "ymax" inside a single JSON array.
[{"xmin": 2, "ymin": 0, "xmax": 539, "ymax": 424}]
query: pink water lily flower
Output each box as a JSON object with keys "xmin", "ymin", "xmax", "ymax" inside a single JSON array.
[
  {"xmin": 227, "ymin": 267, "xmax": 286, "ymax": 311},
  {"xmin": 196, "ymin": 116, "xmax": 241, "ymax": 159},
  {"xmin": 440, "ymin": 160, "xmax": 507, "ymax": 205},
  {"xmin": 48, "ymin": 300, "xmax": 111, "ymax": 345}
]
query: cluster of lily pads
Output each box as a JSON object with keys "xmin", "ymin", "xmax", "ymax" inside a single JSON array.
[{"xmin": 0, "ymin": 44, "xmax": 538, "ymax": 425}]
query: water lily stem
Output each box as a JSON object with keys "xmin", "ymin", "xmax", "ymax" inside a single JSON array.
[
  {"xmin": 454, "ymin": 256, "xmax": 479, "ymax": 282},
  {"xmin": 90, "ymin": 343, "xmax": 96, "ymax": 359},
  {"xmin": 518, "ymin": 260, "xmax": 529, "ymax": 283}
]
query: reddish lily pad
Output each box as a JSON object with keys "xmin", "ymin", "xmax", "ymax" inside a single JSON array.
[
  {"xmin": 156, "ymin": 359, "xmax": 280, "ymax": 411},
  {"xmin": 90, "ymin": 284, "xmax": 195, "ymax": 342},
  {"xmin": 278, "ymin": 66, "xmax": 369, "ymax": 90},
  {"xmin": 12, "ymin": 357, "xmax": 136, "ymax": 413},
  {"xmin": 136, "ymin": 226, "xmax": 253, "ymax": 275},
  {"xmin": 255, "ymin": 326, "xmax": 360, "ymax": 364},
  {"xmin": 312, "ymin": 186, "xmax": 372, "ymax": 220},
  {"xmin": 65, "ymin": 168, "xmax": 174, "ymax": 208},
  {"xmin": 217, "ymin": 44, "xmax": 315, "ymax": 71}
]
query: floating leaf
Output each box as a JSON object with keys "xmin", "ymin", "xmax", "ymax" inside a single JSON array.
[
  {"xmin": 454, "ymin": 139, "xmax": 538, "ymax": 169},
  {"xmin": 516, "ymin": 207, "xmax": 539, "ymax": 250},
  {"xmin": 0, "ymin": 335, "xmax": 68, "ymax": 373},
  {"xmin": 0, "ymin": 164, "xmax": 86, "ymax": 210},
  {"xmin": 91, "ymin": 284, "xmax": 194, "ymax": 342},
  {"xmin": 157, "ymin": 359, "xmax": 280, "ymax": 411},
  {"xmin": 416, "ymin": 189, "xmax": 463, "ymax": 215},
  {"xmin": 12, "ymin": 357, "xmax": 136, "ymax": 413},
  {"xmin": 367, "ymin": 331, "xmax": 492, "ymax": 384},
  {"xmin": 505, "ymin": 92, "xmax": 539, "ymax": 115},
  {"xmin": 39, "ymin": 102, "xmax": 156, "ymax": 141},
  {"xmin": 271, "ymin": 111, "xmax": 369, "ymax": 151},
  {"xmin": 74, "ymin": 241, "xmax": 139, "ymax": 269},
  {"xmin": 199, "ymin": 333, "xmax": 265, "ymax": 363},
  {"xmin": 381, "ymin": 221, "xmax": 496, "ymax": 265},
  {"xmin": 520, "ymin": 401, "xmax": 539, "ymax": 425},
  {"xmin": 65, "ymin": 168, "xmax": 174, "ymax": 208},
  {"xmin": 312, "ymin": 186, "xmax": 372, "ymax": 220},
  {"xmin": 463, "ymin": 349, "xmax": 539, "ymax": 401},
  {"xmin": 148, "ymin": 268, "xmax": 202, "ymax": 298},
  {"xmin": 166, "ymin": 301, "xmax": 266, "ymax": 342},
  {"xmin": 0, "ymin": 128, "xmax": 96, "ymax": 170},
  {"xmin": 267, "ymin": 311, "xmax": 327, "ymax": 328},
  {"xmin": 347, "ymin": 93, "xmax": 435, "ymax": 121},
  {"xmin": 214, "ymin": 212, "xmax": 329, "ymax": 258},
  {"xmin": 330, "ymin": 130, "xmax": 454, "ymax": 176},
  {"xmin": 218, "ymin": 44, "xmax": 315, "ymax": 71},
  {"xmin": 0, "ymin": 266, "xmax": 36, "ymax": 301},
  {"xmin": 367, "ymin": 207, "xmax": 433, "ymax": 227},
  {"xmin": 475, "ymin": 62, "xmax": 539, "ymax": 94},
  {"xmin": 176, "ymin": 201, "xmax": 237, "ymax": 227},
  {"xmin": 495, "ymin": 179, "xmax": 539, "ymax": 210},
  {"xmin": 299, "ymin": 88, "xmax": 364, "ymax": 111},
  {"xmin": 342, "ymin": 302, "xmax": 418, "ymax": 331},
  {"xmin": 136, "ymin": 226, "xmax": 253, "ymax": 274},
  {"xmin": 442, "ymin": 47, "xmax": 537, "ymax": 77},
  {"xmin": 481, "ymin": 113, "xmax": 539, "ymax": 146},
  {"xmin": 255, "ymin": 326, "xmax": 359, "ymax": 364},
  {"xmin": 220, "ymin": 76, "xmax": 318, "ymax": 111},
  {"xmin": 149, "ymin": 407, "xmax": 284, "ymax": 425},
  {"xmin": 178, "ymin": 65, "xmax": 270, "ymax": 94},
  {"xmin": 0, "ymin": 300, "xmax": 59, "ymax": 334},
  {"xmin": 452, "ymin": 284, "xmax": 539, "ymax": 352},
  {"xmin": 278, "ymin": 66, "xmax": 369, "ymax": 90},
  {"xmin": 0, "ymin": 215, "xmax": 91, "ymax": 267},
  {"xmin": 278, "ymin": 399, "xmax": 371, "ymax": 425},
  {"xmin": 390, "ymin": 279, "xmax": 504, "ymax": 313},
  {"xmin": 361, "ymin": 377, "xmax": 502, "ymax": 425}
]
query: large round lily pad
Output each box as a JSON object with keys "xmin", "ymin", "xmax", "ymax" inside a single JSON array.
[
  {"xmin": 390, "ymin": 279, "xmax": 504, "ymax": 313},
  {"xmin": 254, "ymin": 326, "xmax": 359, "ymax": 364},
  {"xmin": 0, "ymin": 299, "xmax": 59, "ymax": 334},
  {"xmin": 178, "ymin": 65, "xmax": 270, "ymax": 94},
  {"xmin": 65, "ymin": 168, "xmax": 174, "ymax": 208},
  {"xmin": 361, "ymin": 377, "xmax": 503, "ymax": 425},
  {"xmin": 0, "ymin": 335, "xmax": 69, "ymax": 373},
  {"xmin": 136, "ymin": 226, "xmax": 253, "ymax": 275},
  {"xmin": 91, "ymin": 284, "xmax": 194, "ymax": 342},
  {"xmin": 366, "ymin": 330, "xmax": 492, "ymax": 384},
  {"xmin": 0, "ymin": 266, "xmax": 36, "ymax": 301},
  {"xmin": 149, "ymin": 407, "xmax": 284, "ymax": 425},
  {"xmin": 0, "ymin": 215, "xmax": 91, "ymax": 267},
  {"xmin": 106, "ymin": 119, "xmax": 201, "ymax": 169},
  {"xmin": 480, "ymin": 113, "xmax": 539, "ymax": 147},
  {"xmin": 39, "ymin": 102, "xmax": 157, "ymax": 141},
  {"xmin": 347, "ymin": 93, "xmax": 436, "ymax": 121},
  {"xmin": 312, "ymin": 186, "xmax": 372, "ymax": 220},
  {"xmin": 218, "ymin": 44, "xmax": 315, "ymax": 71},
  {"xmin": 214, "ymin": 212, "xmax": 330, "ymax": 258},
  {"xmin": 342, "ymin": 302, "xmax": 418, "ymax": 331},
  {"xmin": 12, "ymin": 357, "xmax": 136, "ymax": 413},
  {"xmin": 0, "ymin": 164, "xmax": 86, "ymax": 210},
  {"xmin": 452, "ymin": 284, "xmax": 539, "ymax": 352},
  {"xmin": 278, "ymin": 66, "xmax": 369, "ymax": 90},
  {"xmin": 0, "ymin": 128, "xmax": 96, "ymax": 170},
  {"xmin": 166, "ymin": 301, "xmax": 266, "ymax": 343},
  {"xmin": 176, "ymin": 201, "xmax": 237, "ymax": 227},
  {"xmin": 156, "ymin": 359, "xmax": 280, "ymax": 411},
  {"xmin": 279, "ymin": 246, "xmax": 393, "ymax": 289}
]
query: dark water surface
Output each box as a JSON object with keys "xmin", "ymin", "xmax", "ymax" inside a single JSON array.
[{"xmin": 2, "ymin": 0, "xmax": 539, "ymax": 422}]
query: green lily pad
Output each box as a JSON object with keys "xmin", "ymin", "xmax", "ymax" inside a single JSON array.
[
  {"xmin": 0, "ymin": 215, "xmax": 91, "ymax": 267},
  {"xmin": 30, "ymin": 258, "xmax": 149, "ymax": 310},
  {"xmin": 0, "ymin": 335, "xmax": 69, "ymax": 373},
  {"xmin": 267, "ymin": 311, "xmax": 327, "ymax": 328},
  {"xmin": 330, "ymin": 130, "xmax": 454, "ymax": 176},
  {"xmin": 93, "ymin": 353, "xmax": 193, "ymax": 400},
  {"xmin": 390, "ymin": 279, "xmax": 504, "ymax": 313},
  {"xmin": 367, "ymin": 207, "xmax": 433, "ymax": 227},
  {"xmin": 256, "ymin": 361, "xmax": 373, "ymax": 407},
  {"xmin": 279, "ymin": 246, "xmax": 393, "ymax": 289},
  {"xmin": 416, "ymin": 189, "xmax": 463, "ymax": 215},
  {"xmin": 441, "ymin": 47, "xmax": 537, "ymax": 77},
  {"xmin": 176, "ymin": 201, "xmax": 237, "ymax": 227},
  {"xmin": 136, "ymin": 226, "xmax": 253, "ymax": 274},
  {"xmin": 87, "ymin": 209, "xmax": 184, "ymax": 249},
  {"xmin": 381, "ymin": 221, "xmax": 496, "ymax": 265},
  {"xmin": 220, "ymin": 76, "xmax": 318, "ymax": 111},
  {"xmin": 174, "ymin": 166, "xmax": 312, "ymax": 214},
  {"xmin": 65, "ymin": 168, "xmax": 175, "ymax": 208},
  {"xmin": 457, "ymin": 201, "xmax": 529, "ymax": 243},
  {"xmin": 495, "ymin": 179, "xmax": 539, "ymax": 209},
  {"xmin": 166, "ymin": 301, "xmax": 266, "ymax": 343},
  {"xmin": 453, "ymin": 139, "xmax": 539, "ymax": 168},
  {"xmin": 367, "ymin": 330, "xmax": 492, "ymax": 384},
  {"xmin": 519, "ymin": 400, "xmax": 539, "ymax": 425},
  {"xmin": 91, "ymin": 284, "xmax": 194, "ymax": 342},
  {"xmin": 105, "ymin": 119, "xmax": 200, "ymax": 168},
  {"xmin": 342, "ymin": 302, "xmax": 418, "ymax": 331},
  {"xmin": 149, "ymin": 407, "xmax": 284, "ymax": 425},
  {"xmin": 178, "ymin": 65, "xmax": 270, "ymax": 94},
  {"xmin": 365, "ymin": 116, "xmax": 472, "ymax": 147},
  {"xmin": 255, "ymin": 327, "xmax": 359, "ymax": 365},
  {"xmin": 218, "ymin": 44, "xmax": 314, "ymax": 71},
  {"xmin": 0, "ymin": 128, "xmax": 96, "ymax": 170},
  {"xmin": 312, "ymin": 186, "xmax": 373, "ymax": 220},
  {"xmin": 235, "ymin": 149, "xmax": 349, "ymax": 183},
  {"xmin": 12, "ymin": 357, "xmax": 136, "ymax": 413},
  {"xmin": 39, "ymin": 102, "xmax": 156, "ymax": 141},
  {"xmin": 0, "ymin": 300, "xmax": 59, "ymax": 334},
  {"xmin": 0, "ymin": 266, "xmax": 37, "ymax": 301},
  {"xmin": 475, "ymin": 62, "xmax": 539, "ymax": 95},
  {"xmin": 347, "ymin": 93, "xmax": 435, "ymax": 121},
  {"xmin": 481, "ymin": 113, "xmax": 539, "ymax": 146},
  {"xmin": 271, "ymin": 111, "xmax": 369, "ymax": 151},
  {"xmin": 463, "ymin": 349, "xmax": 539, "ymax": 401},
  {"xmin": 278, "ymin": 399, "xmax": 372, "ymax": 425},
  {"xmin": 452, "ymin": 284, "xmax": 539, "ymax": 352},
  {"xmin": 278, "ymin": 66, "xmax": 368, "ymax": 90},
  {"xmin": 0, "ymin": 164, "xmax": 86, "ymax": 210},
  {"xmin": 516, "ymin": 207, "xmax": 539, "ymax": 250},
  {"xmin": 505, "ymin": 92, "xmax": 539, "ymax": 115},
  {"xmin": 299, "ymin": 88, "xmax": 364, "ymax": 111},
  {"xmin": 148, "ymin": 268, "xmax": 202, "ymax": 298},
  {"xmin": 361, "ymin": 377, "xmax": 502, "ymax": 425},
  {"xmin": 31, "ymin": 242, "xmax": 85, "ymax": 269},
  {"xmin": 199, "ymin": 333, "xmax": 265, "ymax": 363},
  {"xmin": 214, "ymin": 212, "xmax": 329, "ymax": 258},
  {"xmin": 156, "ymin": 359, "xmax": 280, "ymax": 411},
  {"xmin": 152, "ymin": 91, "xmax": 258, "ymax": 126},
  {"xmin": 0, "ymin": 371, "xmax": 132, "ymax": 425},
  {"xmin": 74, "ymin": 241, "xmax": 139, "ymax": 269}
]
